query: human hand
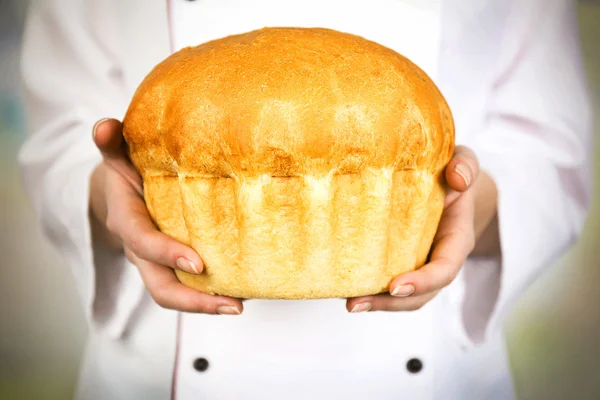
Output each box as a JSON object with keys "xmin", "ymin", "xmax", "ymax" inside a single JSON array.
[
  {"xmin": 90, "ymin": 118, "xmax": 243, "ymax": 315},
  {"xmin": 346, "ymin": 146, "xmax": 480, "ymax": 313}
]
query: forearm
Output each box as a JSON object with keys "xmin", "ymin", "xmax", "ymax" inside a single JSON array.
[{"xmin": 471, "ymin": 170, "xmax": 500, "ymax": 257}]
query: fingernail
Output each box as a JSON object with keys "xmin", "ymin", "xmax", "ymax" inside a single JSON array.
[
  {"xmin": 92, "ymin": 118, "xmax": 109, "ymax": 139},
  {"xmin": 455, "ymin": 163, "xmax": 471, "ymax": 187},
  {"xmin": 217, "ymin": 306, "xmax": 241, "ymax": 315},
  {"xmin": 350, "ymin": 303, "xmax": 372, "ymax": 313},
  {"xmin": 391, "ymin": 284, "xmax": 415, "ymax": 297},
  {"xmin": 176, "ymin": 257, "xmax": 199, "ymax": 274}
]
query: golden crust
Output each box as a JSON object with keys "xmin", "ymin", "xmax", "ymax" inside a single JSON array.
[{"xmin": 123, "ymin": 27, "xmax": 455, "ymax": 299}]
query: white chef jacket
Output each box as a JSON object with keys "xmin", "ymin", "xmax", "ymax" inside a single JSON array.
[{"xmin": 18, "ymin": 0, "xmax": 592, "ymax": 399}]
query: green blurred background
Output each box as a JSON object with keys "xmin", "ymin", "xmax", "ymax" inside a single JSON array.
[{"xmin": 1, "ymin": 1, "xmax": 599, "ymax": 399}]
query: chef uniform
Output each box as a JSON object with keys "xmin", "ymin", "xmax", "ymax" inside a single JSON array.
[{"xmin": 18, "ymin": 0, "xmax": 592, "ymax": 399}]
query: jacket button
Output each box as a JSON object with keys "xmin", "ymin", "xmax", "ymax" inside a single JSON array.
[
  {"xmin": 406, "ymin": 358, "xmax": 423, "ymax": 373},
  {"xmin": 193, "ymin": 357, "xmax": 209, "ymax": 372}
]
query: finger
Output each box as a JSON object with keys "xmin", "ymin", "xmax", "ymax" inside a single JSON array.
[
  {"xmin": 389, "ymin": 189, "xmax": 475, "ymax": 297},
  {"xmin": 346, "ymin": 291, "xmax": 438, "ymax": 313},
  {"xmin": 104, "ymin": 157, "xmax": 144, "ymax": 197},
  {"xmin": 105, "ymin": 173, "xmax": 204, "ymax": 275},
  {"xmin": 445, "ymin": 145, "xmax": 480, "ymax": 192},
  {"xmin": 93, "ymin": 118, "xmax": 126, "ymax": 158},
  {"xmin": 94, "ymin": 118, "xmax": 143, "ymax": 195},
  {"xmin": 444, "ymin": 190, "xmax": 462, "ymax": 209},
  {"xmin": 128, "ymin": 249, "xmax": 242, "ymax": 315}
]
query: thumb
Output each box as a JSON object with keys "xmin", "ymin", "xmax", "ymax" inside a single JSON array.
[
  {"xmin": 445, "ymin": 145, "xmax": 480, "ymax": 193},
  {"xmin": 93, "ymin": 118, "xmax": 143, "ymax": 196},
  {"xmin": 93, "ymin": 118, "xmax": 127, "ymax": 159}
]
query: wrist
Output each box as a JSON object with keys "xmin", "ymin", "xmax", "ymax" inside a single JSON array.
[
  {"xmin": 90, "ymin": 163, "xmax": 107, "ymax": 223},
  {"xmin": 471, "ymin": 170, "xmax": 500, "ymax": 257},
  {"xmin": 89, "ymin": 163, "xmax": 123, "ymax": 251}
]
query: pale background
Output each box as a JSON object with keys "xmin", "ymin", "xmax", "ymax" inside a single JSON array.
[{"xmin": 0, "ymin": 1, "xmax": 598, "ymax": 399}]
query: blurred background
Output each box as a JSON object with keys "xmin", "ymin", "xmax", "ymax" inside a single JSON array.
[{"xmin": 1, "ymin": 1, "xmax": 599, "ymax": 399}]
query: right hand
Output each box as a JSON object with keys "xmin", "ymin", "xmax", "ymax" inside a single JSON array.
[{"xmin": 90, "ymin": 118, "xmax": 243, "ymax": 315}]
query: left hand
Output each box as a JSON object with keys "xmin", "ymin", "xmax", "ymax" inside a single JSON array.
[{"xmin": 346, "ymin": 146, "xmax": 480, "ymax": 313}]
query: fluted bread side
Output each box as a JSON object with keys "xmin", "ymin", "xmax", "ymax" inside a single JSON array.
[{"xmin": 144, "ymin": 168, "xmax": 444, "ymax": 299}]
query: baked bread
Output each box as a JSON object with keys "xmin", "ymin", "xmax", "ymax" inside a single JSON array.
[{"xmin": 122, "ymin": 27, "xmax": 455, "ymax": 299}]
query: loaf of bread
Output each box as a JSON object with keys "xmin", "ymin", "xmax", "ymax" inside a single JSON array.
[{"xmin": 122, "ymin": 27, "xmax": 454, "ymax": 299}]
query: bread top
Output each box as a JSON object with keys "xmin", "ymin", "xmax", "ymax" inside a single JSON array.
[{"xmin": 123, "ymin": 27, "xmax": 454, "ymax": 179}]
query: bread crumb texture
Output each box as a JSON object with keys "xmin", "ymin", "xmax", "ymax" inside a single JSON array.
[{"xmin": 123, "ymin": 27, "xmax": 454, "ymax": 299}]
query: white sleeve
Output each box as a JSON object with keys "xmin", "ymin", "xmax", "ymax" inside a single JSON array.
[
  {"xmin": 457, "ymin": 0, "xmax": 593, "ymax": 344},
  {"xmin": 18, "ymin": 0, "xmax": 145, "ymax": 339}
]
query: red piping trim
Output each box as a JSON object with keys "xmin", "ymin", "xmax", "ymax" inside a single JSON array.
[
  {"xmin": 170, "ymin": 313, "xmax": 183, "ymax": 400},
  {"xmin": 166, "ymin": 0, "xmax": 176, "ymax": 53},
  {"xmin": 166, "ymin": 1, "xmax": 179, "ymax": 399}
]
